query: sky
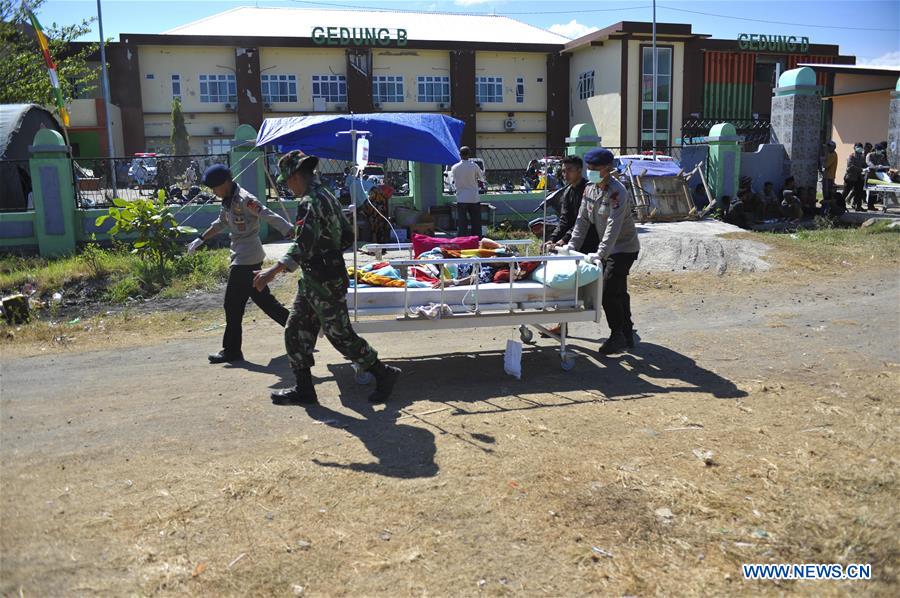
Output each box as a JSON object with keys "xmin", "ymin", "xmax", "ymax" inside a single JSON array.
[{"xmin": 33, "ymin": 0, "xmax": 900, "ymax": 65}]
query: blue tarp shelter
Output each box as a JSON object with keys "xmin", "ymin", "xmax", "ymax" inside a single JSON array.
[{"xmin": 256, "ymin": 113, "xmax": 465, "ymax": 165}]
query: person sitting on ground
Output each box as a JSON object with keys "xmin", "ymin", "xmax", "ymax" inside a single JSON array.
[
  {"xmin": 737, "ymin": 176, "xmax": 762, "ymax": 222},
  {"xmin": 761, "ymin": 181, "xmax": 779, "ymax": 218},
  {"xmin": 782, "ymin": 176, "xmax": 795, "ymax": 196},
  {"xmin": 692, "ymin": 183, "xmax": 709, "ymax": 211},
  {"xmin": 781, "ymin": 189, "xmax": 803, "ymax": 221},
  {"xmin": 724, "ymin": 194, "xmax": 749, "ymax": 229},
  {"xmin": 798, "ymin": 186, "xmax": 818, "ymax": 217}
]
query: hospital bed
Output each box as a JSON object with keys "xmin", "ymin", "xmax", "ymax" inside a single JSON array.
[{"xmin": 344, "ymin": 249, "xmax": 603, "ymax": 377}]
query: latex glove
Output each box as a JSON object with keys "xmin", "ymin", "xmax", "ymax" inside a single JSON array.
[
  {"xmin": 186, "ymin": 238, "xmax": 203, "ymax": 254},
  {"xmin": 556, "ymin": 245, "xmax": 571, "ymax": 256},
  {"xmin": 585, "ymin": 252, "xmax": 601, "ymax": 265}
]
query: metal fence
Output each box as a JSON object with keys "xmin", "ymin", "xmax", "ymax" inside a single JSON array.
[
  {"xmin": 681, "ymin": 118, "xmax": 771, "ymax": 151},
  {"xmin": 263, "ymin": 152, "xmax": 411, "ymax": 203},
  {"xmin": 0, "ymin": 159, "xmax": 33, "ymax": 212},
  {"xmin": 73, "ymin": 154, "xmax": 230, "ymax": 208}
]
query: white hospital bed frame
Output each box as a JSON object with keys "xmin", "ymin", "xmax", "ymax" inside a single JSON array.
[{"xmin": 346, "ymin": 248, "xmax": 603, "ymax": 373}]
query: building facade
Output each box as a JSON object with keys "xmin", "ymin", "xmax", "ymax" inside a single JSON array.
[
  {"xmin": 563, "ymin": 22, "xmax": 854, "ymax": 152},
  {"xmin": 94, "ymin": 8, "xmax": 856, "ymax": 159},
  {"xmin": 105, "ymin": 7, "xmax": 569, "ymax": 156}
]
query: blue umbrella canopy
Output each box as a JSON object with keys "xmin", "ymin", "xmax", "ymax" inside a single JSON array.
[{"xmin": 256, "ymin": 113, "xmax": 465, "ymax": 165}]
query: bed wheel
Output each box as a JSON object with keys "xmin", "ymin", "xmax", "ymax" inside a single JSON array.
[
  {"xmin": 519, "ymin": 325, "xmax": 534, "ymax": 344},
  {"xmin": 560, "ymin": 354, "xmax": 576, "ymax": 371},
  {"xmin": 354, "ymin": 367, "xmax": 374, "ymax": 385}
]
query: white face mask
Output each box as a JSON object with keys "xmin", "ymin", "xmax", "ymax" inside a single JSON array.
[{"xmin": 587, "ymin": 169, "xmax": 603, "ymax": 183}]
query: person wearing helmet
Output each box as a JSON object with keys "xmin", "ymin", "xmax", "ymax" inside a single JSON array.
[
  {"xmin": 252, "ymin": 151, "xmax": 401, "ymax": 406},
  {"xmin": 556, "ymin": 147, "xmax": 640, "ymax": 355},
  {"xmin": 188, "ymin": 164, "xmax": 295, "ymax": 364}
]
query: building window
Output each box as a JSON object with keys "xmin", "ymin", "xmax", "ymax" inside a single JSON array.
[
  {"xmin": 171, "ymin": 74, "xmax": 181, "ymax": 101},
  {"xmin": 261, "ymin": 74, "xmax": 297, "ymax": 103},
  {"xmin": 640, "ymin": 46, "xmax": 673, "ymax": 150},
  {"xmin": 373, "ymin": 75, "xmax": 404, "ymax": 103},
  {"xmin": 417, "ymin": 76, "xmax": 450, "ymax": 103},
  {"xmin": 516, "ymin": 77, "xmax": 525, "ymax": 104},
  {"xmin": 476, "ymin": 76, "xmax": 503, "ymax": 103},
  {"xmin": 205, "ymin": 138, "xmax": 232, "ymax": 155},
  {"xmin": 577, "ymin": 71, "xmax": 594, "ymax": 101},
  {"xmin": 199, "ymin": 74, "xmax": 236, "ymax": 103},
  {"xmin": 311, "ymin": 74, "xmax": 347, "ymax": 103}
]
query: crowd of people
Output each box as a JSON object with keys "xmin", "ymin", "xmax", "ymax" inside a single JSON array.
[{"xmin": 691, "ymin": 140, "xmax": 897, "ymax": 229}]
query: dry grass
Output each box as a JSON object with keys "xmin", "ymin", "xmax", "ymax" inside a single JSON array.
[{"xmin": 2, "ymin": 365, "xmax": 897, "ymax": 596}]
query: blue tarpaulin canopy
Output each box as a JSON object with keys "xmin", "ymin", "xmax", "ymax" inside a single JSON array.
[
  {"xmin": 617, "ymin": 157, "xmax": 683, "ymax": 177},
  {"xmin": 256, "ymin": 113, "xmax": 465, "ymax": 165}
]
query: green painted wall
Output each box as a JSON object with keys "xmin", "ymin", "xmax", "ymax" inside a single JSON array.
[{"xmin": 68, "ymin": 130, "xmax": 102, "ymax": 159}]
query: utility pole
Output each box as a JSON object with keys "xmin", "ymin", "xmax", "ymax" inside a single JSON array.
[
  {"xmin": 97, "ymin": 0, "xmax": 117, "ymax": 193},
  {"xmin": 651, "ymin": 0, "xmax": 657, "ymax": 160}
]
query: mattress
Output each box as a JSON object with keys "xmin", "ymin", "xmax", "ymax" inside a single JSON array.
[{"xmin": 346, "ymin": 281, "xmax": 577, "ymax": 313}]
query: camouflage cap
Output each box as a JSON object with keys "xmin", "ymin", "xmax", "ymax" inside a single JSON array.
[{"xmin": 277, "ymin": 150, "xmax": 319, "ymax": 183}]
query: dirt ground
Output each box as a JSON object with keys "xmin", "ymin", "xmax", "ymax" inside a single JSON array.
[{"xmin": 1, "ymin": 243, "xmax": 899, "ymax": 596}]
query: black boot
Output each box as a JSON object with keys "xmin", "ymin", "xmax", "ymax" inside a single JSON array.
[
  {"xmin": 625, "ymin": 329, "xmax": 640, "ymax": 349},
  {"xmin": 271, "ymin": 368, "xmax": 318, "ymax": 405},
  {"xmin": 599, "ymin": 332, "xmax": 628, "ymax": 355},
  {"xmin": 209, "ymin": 349, "xmax": 244, "ymax": 364},
  {"xmin": 367, "ymin": 361, "xmax": 401, "ymax": 404}
]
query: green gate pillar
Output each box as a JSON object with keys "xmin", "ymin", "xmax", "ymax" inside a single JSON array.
[
  {"xmin": 229, "ymin": 124, "xmax": 270, "ymax": 239},
  {"xmin": 705, "ymin": 123, "xmax": 742, "ymax": 201},
  {"xmin": 408, "ymin": 162, "xmax": 442, "ymax": 212},
  {"xmin": 29, "ymin": 129, "xmax": 77, "ymax": 257},
  {"xmin": 771, "ymin": 67, "xmax": 822, "ymax": 189},
  {"xmin": 565, "ymin": 122, "xmax": 602, "ymax": 159}
]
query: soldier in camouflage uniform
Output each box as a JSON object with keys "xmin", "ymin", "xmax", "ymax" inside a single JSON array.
[{"xmin": 253, "ymin": 151, "xmax": 401, "ymax": 405}]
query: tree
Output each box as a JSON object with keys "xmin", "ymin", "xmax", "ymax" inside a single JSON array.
[
  {"xmin": 170, "ymin": 98, "xmax": 190, "ymax": 155},
  {"xmin": 0, "ymin": 0, "xmax": 98, "ymax": 106}
]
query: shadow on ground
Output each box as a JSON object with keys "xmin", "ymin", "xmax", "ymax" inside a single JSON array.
[{"xmin": 232, "ymin": 340, "xmax": 745, "ymax": 480}]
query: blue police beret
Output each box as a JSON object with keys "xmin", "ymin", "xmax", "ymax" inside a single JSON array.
[
  {"xmin": 583, "ymin": 148, "xmax": 615, "ymax": 167},
  {"xmin": 202, "ymin": 164, "xmax": 232, "ymax": 187}
]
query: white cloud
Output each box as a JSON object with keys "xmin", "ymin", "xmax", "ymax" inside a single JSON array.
[
  {"xmin": 548, "ymin": 19, "xmax": 599, "ymax": 40},
  {"xmin": 856, "ymin": 51, "xmax": 900, "ymax": 67}
]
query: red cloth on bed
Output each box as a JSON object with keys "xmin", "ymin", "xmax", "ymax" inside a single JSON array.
[
  {"xmin": 412, "ymin": 233, "xmax": 479, "ymax": 257},
  {"xmin": 492, "ymin": 261, "xmax": 540, "ymax": 283}
]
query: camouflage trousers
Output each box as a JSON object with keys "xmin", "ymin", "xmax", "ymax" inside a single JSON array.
[{"xmin": 285, "ymin": 273, "xmax": 378, "ymax": 373}]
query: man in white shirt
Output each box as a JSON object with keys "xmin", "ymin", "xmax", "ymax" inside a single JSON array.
[{"xmin": 450, "ymin": 146, "xmax": 486, "ymax": 237}]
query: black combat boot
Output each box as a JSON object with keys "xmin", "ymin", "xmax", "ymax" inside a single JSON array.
[
  {"xmin": 209, "ymin": 349, "xmax": 244, "ymax": 364},
  {"xmin": 367, "ymin": 361, "xmax": 401, "ymax": 404},
  {"xmin": 271, "ymin": 368, "xmax": 318, "ymax": 405},
  {"xmin": 625, "ymin": 329, "xmax": 641, "ymax": 349},
  {"xmin": 598, "ymin": 332, "xmax": 628, "ymax": 355}
]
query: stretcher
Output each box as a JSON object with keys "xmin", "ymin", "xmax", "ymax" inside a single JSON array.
[
  {"xmin": 864, "ymin": 169, "xmax": 900, "ymax": 211},
  {"xmin": 345, "ymin": 250, "xmax": 603, "ymax": 375}
]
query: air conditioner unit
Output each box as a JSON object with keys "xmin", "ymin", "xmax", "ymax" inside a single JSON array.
[
  {"xmin": 312, "ymin": 96, "xmax": 326, "ymax": 112},
  {"xmin": 212, "ymin": 126, "xmax": 225, "ymax": 135},
  {"xmin": 503, "ymin": 118, "xmax": 517, "ymax": 131}
]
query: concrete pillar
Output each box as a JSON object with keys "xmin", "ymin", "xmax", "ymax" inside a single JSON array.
[
  {"xmin": 770, "ymin": 67, "xmax": 822, "ymax": 189},
  {"xmin": 888, "ymin": 77, "xmax": 900, "ymax": 170},
  {"xmin": 705, "ymin": 123, "xmax": 741, "ymax": 200},
  {"xmin": 449, "ymin": 50, "xmax": 476, "ymax": 149},
  {"xmin": 29, "ymin": 129, "xmax": 77, "ymax": 257},
  {"xmin": 229, "ymin": 124, "xmax": 270, "ymax": 239},
  {"xmin": 408, "ymin": 162, "xmax": 442, "ymax": 213},
  {"xmin": 346, "ymin": 48, "xmax": 374, "ymax": 114},
  {"xmin": 546, "ymin": 53, "xmax": 570, "ymax": 152},
  {"xmin": 565, "ymin": 123, "xmax": 602, "ymax": 159}
]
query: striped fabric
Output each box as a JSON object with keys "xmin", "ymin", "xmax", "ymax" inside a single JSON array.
[{"xmin": 703, "ymin": 52, "xmax": 755, "ymax": 120}]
